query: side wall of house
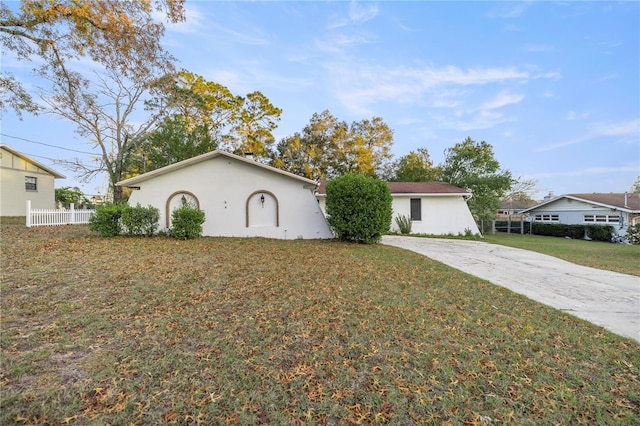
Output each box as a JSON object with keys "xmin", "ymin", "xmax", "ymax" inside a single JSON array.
[
  {"xmin": 0, "ymin": 148, "xmax": 57, "ymax": 216},
  {"xmin": 127, "ymin": 157, "xmax": 333, "ymax": 239},
  {"xmin": 391, "ymin": 196, "xmax": 480, "ymax": 235}
]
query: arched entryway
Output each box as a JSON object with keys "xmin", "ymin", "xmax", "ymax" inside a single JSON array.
[
  {"xmin": 166, "ymin": 191, "xmax": 200, "ymax": 228},
  {"xmin": 246, "ymin": 190, "xmax": 279, "ymax": 228}
]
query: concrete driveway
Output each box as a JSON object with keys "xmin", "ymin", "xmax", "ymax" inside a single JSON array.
[{"xmin": 381, "ymin": 235, "xmax": 640, "ymax": 342}]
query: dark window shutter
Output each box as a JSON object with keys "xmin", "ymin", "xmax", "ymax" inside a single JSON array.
[{"xmin": 410, "ymin": 198, "xmax": 421, "ymax": 221}]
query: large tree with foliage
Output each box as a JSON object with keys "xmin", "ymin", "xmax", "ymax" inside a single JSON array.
[
  {"xmin": 224, "ymin": 91, "xmax": 282, "ymax": 158},
  {"xmin": 390, "ymin": 147, "xmax": 439, "ymax": 182},
  {"xmin": 1, "ymin": 0, "xmax": 185, "ymax": 201},
  {"xmin": 0, "ymin": 0, "xmax": 184, "ymax": 117},
  {"xmin": 136, "ymin": 70, "xmax": 280, "ymax": 171},
  {"xmin": 439, "ymin": 137, "xmax": 513, "ymax": 227},
  {"xmin": 132, "ymin": 118, "xmax": 217, "ymax": 174},
  {"xmin": 272, "ymin": 110, "xmax": 394, "ymax": 180},
  {"xmin": 43, "ymin": 69, "xmax": 168, "ymax": 201}
]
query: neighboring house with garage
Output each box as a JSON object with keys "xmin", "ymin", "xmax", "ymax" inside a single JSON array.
[
  {"xmin": 519, "ymin": 193, "xmax": 640, "ymax": 235},
  {"xmin": 316, "ymin": 181, "xmax": 480, "ymax": 236},
  {"xmin": 116, "ymin": 150, "xmax": 333, "ymax": 239},
  {"xmin": 0, "ymin": 144, "xmax": 66, "ymax": 216}
]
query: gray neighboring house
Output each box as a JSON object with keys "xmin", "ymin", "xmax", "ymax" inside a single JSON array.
[{"xmin": 519, "ymin": 193, "xmax": 640, "ymax": 235}]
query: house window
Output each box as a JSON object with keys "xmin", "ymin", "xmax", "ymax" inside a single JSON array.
[
  {"xmin": 534, "ymin": 214, "xmax": 559, "ymax": 222},
  {"xmin": 25, "ymin": 176, "xmax": 37, "ymax": 191},
  {"xmin": 410, "ymin": 198, "xmax": 421, "ymax": 221},
  {"xmin": 584, "ymin": 214, "xmax": 619, "ymax": 223}
]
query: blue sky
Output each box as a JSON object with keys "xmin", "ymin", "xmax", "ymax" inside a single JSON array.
[{"xmin": 2, "ymin": 1, "xmax": 639, "ymax": 197}]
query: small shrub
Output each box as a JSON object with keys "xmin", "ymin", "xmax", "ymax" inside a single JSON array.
[
  {"xmin": 121, "ymin": 204, "xmax": 160, "ymax": 236},
  {"xmin": 325, "ymin": 174, "xmax": 392, "ymax": 244},
  {"xmin": 171, "ymin": 202, "xmax": 206, "ymax": 240},
  {"xmin": 89, "ymin": 204, "xmax": 125, "ymax": 237},
  {"xmin": 395, "ymin": 214, "xmax": 412, "ymax": 235},
  {"xmin": 626, "ymin": 224, "xmax": 640, "ymax": 245},
  {"xmin": 584, "ymin": 225, "xmax": 614, "ymax": 242}
]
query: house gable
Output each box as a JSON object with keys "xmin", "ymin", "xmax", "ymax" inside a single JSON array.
[{"xmin": 1, "ymin": 144, "xmax": 66, "ymax": 179}]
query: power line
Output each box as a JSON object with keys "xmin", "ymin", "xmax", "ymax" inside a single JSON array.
[
  {"xmin": 0, "ymin": 133, "xmax": 96, "ymax": 155},
  {"xmin": 16, "ymin": 151, "xmax": 67, "ymax": 164}
]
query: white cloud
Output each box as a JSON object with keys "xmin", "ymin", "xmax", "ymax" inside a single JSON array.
[
  {"xmin": 327, "ymin": 1, "xmax": 379, "ymax": 29},
  {"xmin": 432, "ymin": 109, "xmax": 509, "ymax": 132},
  {"xmin": 593, "ymin": 119, "xmax": 639, "ymax": 136},
  {"xmin": 535, "ymin": 118, "xmax": 640, "ymax": 152},
  {"xmin": 325, "ymin": 62, "xmax": 543, "ymax": 116},
  {"xmin": 480, "ymin": 91, "xmax": 525, "ymax": 110},
  {"xmin": 209, "ymin": 23, "xmax": 270, "ymax": 46},
  {"xmin": 565, "ymin": 110, "xmax": 590, "ymax": 121},
  {"xmin": 348, "ymin": 1, "xmax": 379, "ymax": 24},
  {"xmin": 530, "ymin": 164, "xmax": 639, "ymax": 179},
  {"xmin": 486, "ymin": 2, "xmax": 532, "ymax": 19}
]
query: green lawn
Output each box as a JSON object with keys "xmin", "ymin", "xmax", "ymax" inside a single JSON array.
[
  {"xmin": 1, "ymin": 225, "xmax": 639, "ymax": 424},
  {"xmin": 483, "ymin": 232, "xmax": 640, "ymax": 276}
]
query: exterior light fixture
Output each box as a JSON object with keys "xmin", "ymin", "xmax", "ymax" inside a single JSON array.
[{"xmin": 260, "ymin": 194, "xmax": 265, "ymax": 207}]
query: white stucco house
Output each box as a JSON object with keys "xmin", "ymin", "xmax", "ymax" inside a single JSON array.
[
  {"xmin": 316, "ymin": 181, "xmax": 480, "ymax": 235},
  {"xmin": 519, "ymin": 193, "xmax": 640, "ymax": 235},
  {"xmin": 0, "ymin": 144, "xmax": 66, "ymax": 216},
  {"xmin": 116, "ymin": 150, "xmax": 333, "ymax": 239}
]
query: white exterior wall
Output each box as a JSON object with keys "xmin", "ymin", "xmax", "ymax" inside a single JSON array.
[
  {"xmin": 316, "ymin": 194, "xmax": 480, "ymax": 235},
  {"xmin": 390, "ymin": 195, "xmax": 480, "ymax": 235},
  {"xmin": 0, "ymin": 148, "xmax": 57, "ymax": 216},
  {"xmin": 126, "ymin": 156, "xmax": 333, "ymax": 239}
]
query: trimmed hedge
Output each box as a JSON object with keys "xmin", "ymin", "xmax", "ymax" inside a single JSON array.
[
  {"xmin": 89, "ymin": 204, "xmax": 125, "ymax": 237},
  {"xmin": 121, "ymin": 204, "xmax": 160, "ymax": 236},
  {"xmin": 532, "ymin": 222, "xmax": 614, "ymax": 242},
  {"xmin": 90, "ymin": 203, "xmax": 160, "ymax": 237}
]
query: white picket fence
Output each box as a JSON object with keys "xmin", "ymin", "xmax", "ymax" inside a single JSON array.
[{"xmin": 26, "ymin": 200, "xmax": 94, "ymax": 227}]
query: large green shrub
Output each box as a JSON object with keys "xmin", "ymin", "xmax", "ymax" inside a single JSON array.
[
  {"xmin": 89, "ymin": 204, "xmax": 125, "ymax": 237},
  {"xmin": 121, "ymin": 204, "xmax": 160, "ymax": 236},
  {"xmin": 170, "ymin": 202, "xmax": 206, "ymax": 240},
  {"xmin": 325, "ymin": 174, "xmax": 392, "ymax": 244}
]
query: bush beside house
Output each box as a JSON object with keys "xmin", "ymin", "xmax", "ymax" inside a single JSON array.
[
  {"xmin": 325, "ymin": 174, "xmax": 392, "ymax": 244},
  {"xmin": 89, "ymin": 203, "xmax": 204, "ymax": 239}
]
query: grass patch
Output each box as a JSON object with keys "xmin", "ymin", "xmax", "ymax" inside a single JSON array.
[
  {"xmin": 1, "ymin": 225, "xmax": 639, "ymax": 424},
  {"xmin": 0, "ymin": 216, "xmax": 26, "ymax": 226},
  {"xmin": 483, "ymin": 233, "xmax": 640, "ymax": 276}
]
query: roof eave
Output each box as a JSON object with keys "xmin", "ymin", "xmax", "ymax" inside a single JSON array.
[
  {"xmin": 520, "ymin": 194, "xmax": 638, "ymax": 214},
  {"xmin": 116, "ymin": 150, "xmax": 319, "ymax": 187}
]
